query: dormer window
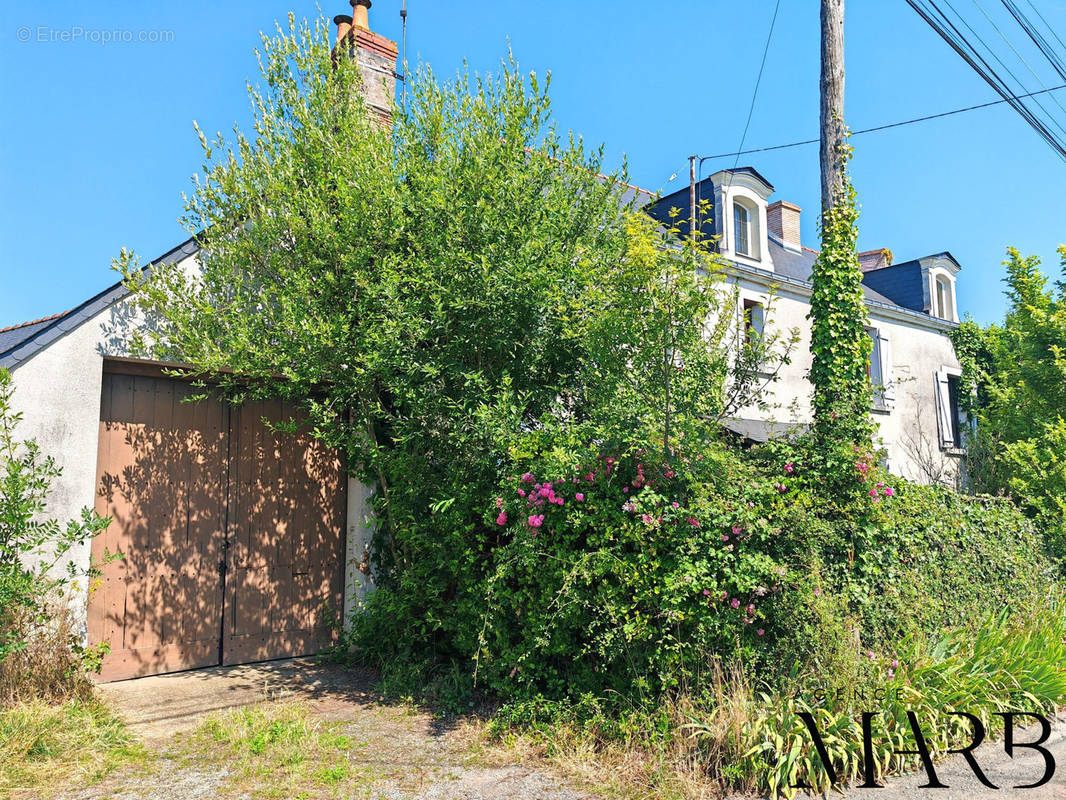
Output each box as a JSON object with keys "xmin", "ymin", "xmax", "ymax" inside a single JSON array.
[
  {"xmin": 934, "ymin": 275, "xmax": 953, "ymax": 321},
  {"xmin": 734, "ymin": 203, "xmax": 751, "ymax": 257},
  {"xmin": 732, "ymin": 197, "xmax": 760, "ymax": 260}
]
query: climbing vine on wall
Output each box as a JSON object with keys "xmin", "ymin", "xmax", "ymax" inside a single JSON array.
[{"xmin": 807, "ymin": 144, "xmax": 875, "ymax": 454}]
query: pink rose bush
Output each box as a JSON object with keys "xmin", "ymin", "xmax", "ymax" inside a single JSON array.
[{"xmin": 479, "ymin": 451, "xmax": 784, "ymax": 695}]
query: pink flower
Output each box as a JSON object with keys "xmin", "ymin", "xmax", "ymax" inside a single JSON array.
[
  {"xmin": 884, "ymin": 486, "xmax": 895, "ymax": 497},
  {"xmin": 702, "ymin": 589, "xmax": 711, "ymax": 596},
  {"xmin": 623, "ymin": 501, "xmax": 637, "ymax": 513},
  {"xmin": 747, "ymin": 604, "xmax": 755, "ymax": 614},
  {"xmin": 813, "ymin": 588, "xmax": 821, "ymax": 596},
  {"xmin": 665, "ymin": 470, "xmax": 675, "ymax": 478},
  {"xmin": 575, "ymin": 493, "xmax": 584, "ymax": 502},
  {"xmin": 517, "ymin": 489, "xmax": 526, "ymax": 498},
  {"xmin": 756, "ymin": 628, "xmax": 765, "ymax": 636},
  {"xmin": 585, "ymin": 472, "xmax": 595, "ymax": 483},
  {"xmin": 775, "ymin": 483, "xmax": 787, "ymax": 493},
  {"xmin": 891, "ymin": 659, "xmax": 899, "ymax": 669},
  {"xmin": 784, "ymin": 462, "xmax": 794, "ymax": 474},
  {"xmin": 687, "ymin": 517, "xmax": 700, "ymax": 527},
  {"xmin": 623, "ymin": 486, "xmax": 629, "ymax": 493},
  {"xmin": 671, "ymin": 501, "xmax": 679, "ymax": 508},
  {"xmin": 730, "ymin": 598, "xmax": 741, "ymax": 609},
  {"xmin": 867, "ymin": 651, "xmax": 875, "ymax": 659},
  {"xmin": 521, "ymin": 472, "xmax": 535, "ymax": 484},
  {"xmin": 731, "ymin": 525, "xmax": 742, "ymax": 536},
  {"xmin": 720, "ymin": 535, "xmax": 729, "ymax": 542},
  {"xmin": 888, "ymin": 669, "xmax": 895, "ymax": 679},
  {"xmin": 527, "ymin": 514, "xmax": 544, "ymax": 529},
  {"xmin": 869, "ymin": 488, "xmax": 879, "ymax": 498},
  {"xmin": 496, "ymin": 511, "xmax": 507, "ymax": 526},
  {"xmin": 495, "ymin": 497, "xmax": 504, "ymax": 509},
  {"xmin": 720, "ymin": 591, "xmax": 728, "ymax": 601},
  {"xmin": 641, "ymin": 514, "xmax": 653, "ymax": 525}
]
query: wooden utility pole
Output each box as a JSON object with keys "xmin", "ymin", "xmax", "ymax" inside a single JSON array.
[
  {"xmin": 820, "ymin": 0, "xmax": 846, "ymax": 214},
  {"xmin": 688, "ymin": 155, "xmax": 698, "ymax": 243}
]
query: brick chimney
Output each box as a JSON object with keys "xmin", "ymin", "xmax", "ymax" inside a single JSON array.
[
  {"xmin": 858, "ymin": 248, "xmax": 892, "ymax": 272},
  {"xmin": 767, "ymin": 200, "xmax": 801, "ymax": 251},
  {"xmin": 332, "ymin": 0, "xmax": 398, "ymax": 128}
]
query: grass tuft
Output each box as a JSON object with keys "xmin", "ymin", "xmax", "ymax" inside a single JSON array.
[
  {"xmin": 179, "ymin": 700, "xmax": 372, "ymax": 799},
  {"xmin": 0, "ymin": 697, "xmax": 143, "ymax": 794}
]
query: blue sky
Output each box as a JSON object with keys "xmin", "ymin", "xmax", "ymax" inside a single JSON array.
[{"xmin": 2, "ymin": 0, "xmax": 1064, "ymax": 328}]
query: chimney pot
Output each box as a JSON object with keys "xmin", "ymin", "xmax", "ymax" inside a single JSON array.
[
  {"xmin": 767, "ymin": 200, "xmax": 802, "ymax": 251},
  {"xmin": 333, "ymin": 14, "xmax": 353, "ymax": 44},
  {"xmin": 350, "ymin": 0, "xmax": 372, "ymax": 31}
]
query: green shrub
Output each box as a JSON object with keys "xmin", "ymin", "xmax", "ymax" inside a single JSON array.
[
  {"xmin": 474, "ymin": 449, "xmax": 785, "ymax": 700},
  {"xmin": 950, "ymin": 246, "xmax": 1066, "ymax": 549}
]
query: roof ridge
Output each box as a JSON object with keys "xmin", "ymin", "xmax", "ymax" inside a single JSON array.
[{"xmin": 0, "ymin": 311, "xmax": 70, "ymax": 334}]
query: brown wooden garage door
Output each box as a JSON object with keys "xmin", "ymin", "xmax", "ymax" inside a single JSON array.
[{"xmin": 88, "ymin": 370, "xmax": 346, "ymax": 682}]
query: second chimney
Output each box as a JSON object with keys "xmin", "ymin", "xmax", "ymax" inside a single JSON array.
[
  {"xmin": 333, "ymin": 0, "xmax": 398, "ymax": 129},
  {"xmin": 767, "ymin": 200, "xmax": 802, "ymax": 251}
]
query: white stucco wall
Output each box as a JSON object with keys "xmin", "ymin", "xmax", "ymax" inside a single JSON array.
[
  {"xmin": 728, "ymin": 268, "xmax": 963, "ymax": 485},
  {"xmin": 5, "ymin": 251, "xmax": 375, "ymax": 637}
]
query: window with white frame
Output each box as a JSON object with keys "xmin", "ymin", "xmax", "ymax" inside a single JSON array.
[
  {"xmin": 934, "ymin": 275, "xmax": 954, "ymax": 321},
  {"xmin": 733, "ymin": 200, "xmax": 754, "ymax": 258}
]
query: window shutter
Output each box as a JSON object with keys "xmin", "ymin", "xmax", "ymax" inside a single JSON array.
[
  {"xmin": 934, "ymin": 370, "xmax": 954, "ymax": 448},
  {"xmin": 878, "ymin": 331, "xmax": 895, "ymax": 406},
  {"xmin": 750, "ymin": 303, "xmax": 765, "ymax": 338}
]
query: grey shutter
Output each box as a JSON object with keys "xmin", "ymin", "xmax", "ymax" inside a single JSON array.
[
  {"xmin": 751, "ymin": 303, "xmax": 765, "ymax": 339},
  {"xmin": 878, "ymin": 331, "xmax": 895, "ymax": 406}
]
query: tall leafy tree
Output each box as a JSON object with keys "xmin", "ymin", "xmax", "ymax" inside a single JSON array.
[{"xmin": 952, "ymin": 246, "xmax": 1066, "ymax": 547}]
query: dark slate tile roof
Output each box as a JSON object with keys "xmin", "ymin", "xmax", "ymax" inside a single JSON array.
[
  {"xmin": 859, "ymin": 260, "xmax": 926, "ymax": 312},
  {"xmin": 766, "ymin": 238, "xmax": 815, "ymax": 280},
  {"xmin": 0, "ymin": 236, "xmax": 201, "ymax": 370},
  {"xmin": 0, "ymin": 313, "xmax": 71, "ymax": 356},
  {"xmin": 644, "ymin": 177, "xmax": 718, "ymax": 244}
]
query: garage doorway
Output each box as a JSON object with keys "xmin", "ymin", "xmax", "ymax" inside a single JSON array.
[{"xmin": 88, "ymin": 368, "xmax": 346, "ymax": 682}]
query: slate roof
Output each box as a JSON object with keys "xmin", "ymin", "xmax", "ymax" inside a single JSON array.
[
  {"xmin": 642, "ymin": 176, "xmax": 941, "ymax": 318},
  {"xmin": 764, "ymin": 238, "xmax": 898, "ymax": 305},
  {"xmin": 0, "ymin": 236, "xmax": 200, "ymax": 370},
  {"xmin": 0, "ymin": 313, "xmax": 70, "ymax": 356}
]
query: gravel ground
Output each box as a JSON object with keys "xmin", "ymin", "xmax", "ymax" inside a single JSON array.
[{"xmin": 44, "ymin": 658, "xmax": 593, "ymax": 800}]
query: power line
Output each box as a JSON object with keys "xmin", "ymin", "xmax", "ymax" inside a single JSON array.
[
  {"xmin": 965, "ymin": 0, "xmax": 1066, "ymax": 137},
  {"xmin": 728, "ymin": 0, "xmax": 783, "ymax": 177},
  {"xmin": 906, "ymin": 0, "xmax": 1066, "ymax": 161},
  {"xmin": 1001, "ymin": 0, "xmax": 1066, "ymax": 83},
  {"xmin": 694, "ymin": 82, "xmax": 1066, "ymax": 162},
  {"xmin": 695, "ymin": 0, "xmax": 782, "ymax": 235},
  {"xmin": 1023, "ymin": 0, "xmax": 1066, "ymax": 61}
]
